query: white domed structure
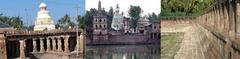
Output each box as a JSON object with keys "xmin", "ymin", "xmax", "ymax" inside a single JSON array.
[
  {"xmin": 34, "ymin": 2, "xmax": 55, "ymax": 31},
  {"xmin": 111, "ymin": 4, "xmax": 124, "ymax": 30},
  {"xmin": 39, "ymin": 3, "xmax": 47, "ymax": 8}
]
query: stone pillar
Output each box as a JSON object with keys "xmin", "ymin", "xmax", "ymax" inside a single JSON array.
[
  {"xmin": 51, "ymin": 37, "xmax": 57, "ymax": 51},
  {"xmin": 236, "ymin": 2, "xmax": 240, "ymax": 34},
  {"xmin": 228, "ymin": 2, "xmax": 235, "ymax": 41},
  {"xmin": 64, "ymin": 35, "xmax": 70, "ymax": 52},
  {"xmin": 220, "ymin": 4, "xmax": 225, "ymax": 33},
  {"xmin": 40, "ymin": 38, "xmax": 45, "ymax": 53},
  {"xmin": 19, "ymin": 40, "xmax": 25, "ymax": 59},
  {"xmin": 0, "ymin": 33, "xmax": 7, "ymax": 59},
  {"xmin": 79, "ymin": 33, "xmax": 85, "ymax": 53},
  {"xmin": 46, "ymin": 37, "xmax": 51, "ymax": 52},
  {"xmin": 213, "ymin": 7, "xmax": 217, "ymax": 30},
  {"xmin": 75, "ymin": 34, "xmax": 80, "ymax": 52},
  {"xmin": 224, "ymin": 4, "xmax": 229, "ymax": 35},
  {"xmin": 75, "ymin": 33, "xmax": 84, "ymax": 53},
  {"xmin": 207, "ymin": 13, "xmax": 210, "ymax": 26},
  {"xmin": 57, "ymin": 37, "xmax": 63, "ymax": 52},
  {"xmin": 211, "ymin": 10, "xmax": 214, "ymax": 28},
  {"xmin": 216, "ymin": 5, "xmax": 220, "ymax": 32},
  {"xmin": 32, "ymin": 38, "xmax": 37, "ymax": 53}
]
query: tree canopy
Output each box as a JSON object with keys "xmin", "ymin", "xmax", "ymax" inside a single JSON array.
[
  {"xmin": 161, "ymin": 0, "xmax": 214, "ymax": 16},
  {"xmin": 0, "ymin": 14, "xmax": 23, "ymax": 29},
  {"xmin": 56, "ymin": 14, "xmax": 75, "ymax": 29},
  {"xmin": 128, "ymin": 5, "xmax": 142, "ymax": 30},
  {"xmin": 77, "ymin": 15, "xmax": 85, "ymax": 29}
]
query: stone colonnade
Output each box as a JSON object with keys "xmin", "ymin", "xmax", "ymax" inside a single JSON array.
[
  {"xmin": 196, "ymin": 0, "xmax": 240, "ymax": 38},
  {"xmin": 195, "ymin": 0, "xmax": 240, "ymax": 59},
  {"xmin": 18, "ymin": 33, "xmax": 85, "ymax": 59}
]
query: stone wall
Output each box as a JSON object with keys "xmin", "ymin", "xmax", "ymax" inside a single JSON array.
[
  {"xmin": 194, "ymin": 0, "xmax": 240, "ymax": 58},
  {"xmin": 161, "ymin": 17, "xmax": 194, "ymax": 26}
]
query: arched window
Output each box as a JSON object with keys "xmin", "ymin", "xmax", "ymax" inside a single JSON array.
[
  {"xmin": 99, "ymin": 19, "xmax": 102, "ymax": 22},
  {"xmin": 100, "ymin": 25, "xmax": 102, "ymax": 28},
  {"xmin": 99, "ymin": 31, "xmax": 102, "ymax": 35},
  {"xmin": 95, "ymin": 19, "xmax": 98, "ymax": 22},
  {"xmin": 103, "ymin": 19, "xmax": 106, "ymax": 22},
  {"xmin": 104, "ymin": 25, "xmax": 106, "ymax": 28},
  {"xmin": 95, "ymin": 25, "xmax": 98, "ymax": 28},
  {"xmin": 154, "ymin": 25, "xmax": 157, "ymax": 29}
]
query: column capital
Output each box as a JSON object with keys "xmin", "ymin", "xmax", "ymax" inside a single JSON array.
[
  {"xmin": 56, "ymin": 36, "xmax": 62, "ymax": 39},
  {"xmin": 39, "ymin": 37, "xmax": 45, "ymax": 40},
  {"xmin": 64, "ymin": 35, "xmax": 70, "ymax": 39}
]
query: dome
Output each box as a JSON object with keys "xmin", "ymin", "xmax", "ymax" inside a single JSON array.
[{"xmin": 39, "ymin": 3, "xmax": 47, "ymax": 8}]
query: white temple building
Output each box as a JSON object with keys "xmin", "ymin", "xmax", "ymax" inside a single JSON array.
[
  {"xmin": 111, "ymin": 4, "xmax": 124, "ymax": 31},
  {"xmin": 34, "ymin": 3, "xmax": 55, "ymax": 31}
]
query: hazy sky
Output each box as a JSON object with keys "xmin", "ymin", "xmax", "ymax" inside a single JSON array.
[
  {"xmin": 0, "ymin": 0, "xmax": 85, "ymax": 26},
  {"xmin": 86, "ymin": 0, "xmax": 160, "ymax": 17}
]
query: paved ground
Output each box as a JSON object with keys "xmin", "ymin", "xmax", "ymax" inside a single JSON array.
[
  {"xmin": 161, "ymin": 33, "xmax": 183, "ymax": 59},
  {"xmin": 161, "ymin": 24, "xmax": 190, "ymax": 59},
  {"xmin": 174, "ymin": 24, "xmax": 227, "ymax": 59},
  {"xmin": 173, "ymin": 25, "xmax": 206, "ymax": 59}
]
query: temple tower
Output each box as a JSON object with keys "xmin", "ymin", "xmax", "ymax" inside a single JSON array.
[
  {"xmin": 92, "ymin": 0, "xmax": 108, "ymax": 41},
  {"xmin": 111, "ymin": 4, "xmax": 124, "ymax": 31},
  {"xmin": 34, "ymin": 2, "xmax": 55, "ymax": 31}
]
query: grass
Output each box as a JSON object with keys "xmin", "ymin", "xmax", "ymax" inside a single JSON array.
[{"xmin": 161, "ymin": 33, "xmax": 184, "ymax": 59}]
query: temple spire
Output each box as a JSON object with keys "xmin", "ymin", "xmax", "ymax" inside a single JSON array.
[
  {"xmin": 98, "ymin": 0, "xmax": 102, "ymax": 11},
  {"xmin": 116, "ymin": 4, "xmax": 120, "ymax": 12}
]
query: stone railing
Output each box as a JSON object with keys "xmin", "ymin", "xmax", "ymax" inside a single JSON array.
[
  {"xmin": 195, "ymin": 0, "xmax": 240, "ymax": 59},
  {"xmin": 1, "ymin": 29, "xmax": 86, "ymax": 59}
]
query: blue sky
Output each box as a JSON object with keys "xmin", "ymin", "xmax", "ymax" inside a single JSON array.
[{"xmin": 0, "ymin": 0, "xmax": 85, "ymax": 26}]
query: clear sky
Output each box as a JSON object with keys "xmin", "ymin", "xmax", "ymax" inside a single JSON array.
[
  {"xmin": 86, "ymin": 0, "xmax": 160, "ymax": 17},
  {"xmin": 0, "ymin": 0, "xmax": 85, "ymax": 26}
]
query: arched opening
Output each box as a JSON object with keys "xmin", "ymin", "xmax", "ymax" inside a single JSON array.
[
  {"xmin": 99, "ymin": 19, "xmax": 102, "ymax": 22},
  {"xmin": 100, "ymin": 25, "xmax": 102, "ymax": 28},
  {"xmin": 99, "ymin": 31, "xmax": 102, "ymax": 35},
  {"xmin": 95, "ymin": 25, "xmax": 98, "ymax": 28}
]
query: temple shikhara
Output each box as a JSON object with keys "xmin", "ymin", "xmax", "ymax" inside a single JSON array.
[
  {"xmin": 34, "ymin": 3, "xmax": 55, "ymax": 31},
  {"xmin": 111, "ymin": 4, "xmax": 124, "ymax": 31}
]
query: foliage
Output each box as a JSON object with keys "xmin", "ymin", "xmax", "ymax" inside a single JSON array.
[
  {"xmin": 56, "ymin": 14, "xmax": 75, "ymax": 29},
  {"xmin": 77, "ymin": 15, "xmax": 86, "ymax": 29},
  {"xmin": 107, "ymin": 7, "xmax": 114, "ymax": 29},
  {"xmin": 85, "ymin": 8, "xmax": 97, "ymax": 28},
  {"xmin": 0, "ymin": 14, "xmax": 23, "ymax": 29},
  {"xmin": 148, "ymin": 13, "xmax": 159, "ymax": 22},
  {"xmin": 128, "ymin": 5, "xmax": 142, "ymax": 29},
  {"xmin": 161, "ymin": 0, "xmax": 214, "ymax": 16}
]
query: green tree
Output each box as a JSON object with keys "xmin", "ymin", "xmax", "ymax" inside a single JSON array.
[
  {"xmin": 85, "ymin": 8, "xmax": 97, "ymax": 28},
  {"xmin": 148, "ymin": 13, "xmax": 161, "ymax": 23},
  {"xmin": 57, "ymin": 14, "xmax": 75, "ymax": 29},
  {"xmin": 77, "ymin": 15, "xmax": 86, "ymax": 29},
  {"xmin": 0, "ymin": 14, "xmax": 23, "ymax": 30},
  {"xmin": 107, "ymin": 7, "xmax": 114, "ymax": 29},
  {"xmin": 161, "ymin": 0, "xmax": 214, "ymax": 16},
  {"xmin": 128, "ymin": 5, "xmax": 142, "ymax": 30}
]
